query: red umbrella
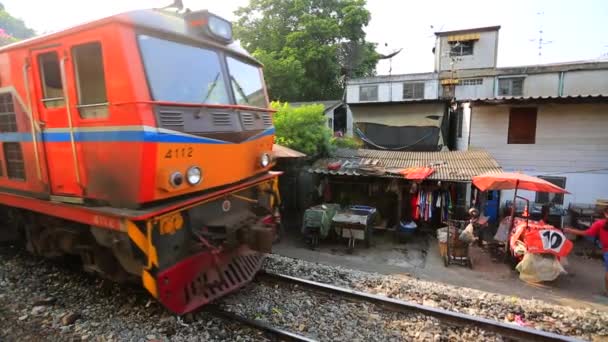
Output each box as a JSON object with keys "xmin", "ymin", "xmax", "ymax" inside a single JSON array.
[
  {"xmin": 472, "ymin": 172, "xmax": 569, "ymax": 194},
  {"xmin": 473, "ymin": 172, "xmax": 569, "ymax": 260}
]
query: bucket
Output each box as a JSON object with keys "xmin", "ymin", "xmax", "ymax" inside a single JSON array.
[{"xmin": 399, "ymin": 221, "xmax": 417, "ymax": 234}]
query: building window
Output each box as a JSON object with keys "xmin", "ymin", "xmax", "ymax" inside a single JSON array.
[
  {"xmin": 359, "ymin": 85, "xmax": 378, "ymax": 101},
  {"xmin": 498, "ymin": 77, "xmax": 524, "ymax": 96},
  {"xmin": 403, "ymin": 82, "xmax": 425, "ymax": 99},
  {"xmin": 328, "ymin": 118, "xmax": 333, "ymax": 129},
  {"xmin": 536, "ymin": 176, "xmax": 566, "ymax": 205},
  {"xmin": 449, "ymin": 41, "xmax": 474, "ymax": 56},
  {"xmin": 508, "ymin": 107, "xmax": 537, "ymax": 144},
  {"xmin": 0, "ymin": 93, "xmax": 17, "ymax": 132},
  {"xmin": 460, "ymin": 78, "xmax": 483, "ymax": 86},
  {"xmin": 72, "ymin": 42, "xmax": 109, "ymax": 119},
  {"xmin": 38, "ymin": 52, "xmax": 65, "ymax": 109},
  {"xmin": 3, "ymin": 142, "xmax": 25, "ymax": 180}
]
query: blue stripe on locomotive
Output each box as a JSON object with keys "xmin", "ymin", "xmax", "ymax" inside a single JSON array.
[{"xmin": 0, "ymin": 127, "xmax": 275, "ymax": 144}]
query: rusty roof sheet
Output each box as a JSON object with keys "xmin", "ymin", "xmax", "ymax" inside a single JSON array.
[
  {"xmin": 309, "ymin": 149, "xmax": 502, "ymax": 181},
  {"xmin": 273, "ymin": 144, "xmax": 306, "ymax": 158}
]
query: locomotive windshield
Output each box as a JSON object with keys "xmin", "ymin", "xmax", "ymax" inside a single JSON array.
[
  {"xmin": 137, "ymin": 34, "xmax": 266, "ymax": 108},
  {"xmin": 226, "ymin": 56, "xmax": 266, "ymax": 108}
]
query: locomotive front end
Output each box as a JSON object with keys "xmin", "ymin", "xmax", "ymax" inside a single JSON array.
[
  {"xmin": 127, "ymin": 173, "xmax": 280, "ymax": 314},
  {"xmin": 127, "ymin": 9, "xmax": 281, "ymax": 313}
]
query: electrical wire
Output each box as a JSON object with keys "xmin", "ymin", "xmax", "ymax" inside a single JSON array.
[{"xmin": 524, "ymin": 168, "xmax": 608, "ymax": 176}]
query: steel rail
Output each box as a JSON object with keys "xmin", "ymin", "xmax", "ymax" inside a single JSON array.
[
  {"xmin": 258, "ymin": 272, "xmax": 582, "ymax": 342},
  {"xmin": 206, "ymin": 305, "xmax": 318, "ymax": 342}
]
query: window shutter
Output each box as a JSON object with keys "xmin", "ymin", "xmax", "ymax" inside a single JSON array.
[{"xmin": 508, "ymin": 107, "xmax": 537, "ymax": 144}]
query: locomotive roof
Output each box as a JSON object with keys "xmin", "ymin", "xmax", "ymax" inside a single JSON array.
[{"xmin": 0, "ymin": 8, "xmax": 260, "ymax": 66}]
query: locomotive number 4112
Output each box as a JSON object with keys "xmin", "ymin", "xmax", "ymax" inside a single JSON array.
[{"xmin": 164, "ymin": 147, "xmax": 193, "ymax": 159}]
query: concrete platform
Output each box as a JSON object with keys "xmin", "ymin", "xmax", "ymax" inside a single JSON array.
[{"xmin": 273, "ymin": 228, "xmax": 608, "ymax": 311}]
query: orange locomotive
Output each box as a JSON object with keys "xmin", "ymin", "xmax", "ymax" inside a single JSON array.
[{"xmin": 0, "ymin": 7, "xmax": 281, "ymax": 314}]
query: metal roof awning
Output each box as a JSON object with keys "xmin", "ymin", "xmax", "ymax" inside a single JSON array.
[
  {"xmin": 309, "ymin": 149, "xmax": 502, "ymax": 182},
  {"xmin": 273, "ymin": 144, "xmax": 306, "ymax": 158},
  {"xmin": 447, "ymin": 33, "xmax": 481, "ymax": 42},
  {"xmin": 470, "ymin": 94, "xmax": 608, "ymax": 105}
]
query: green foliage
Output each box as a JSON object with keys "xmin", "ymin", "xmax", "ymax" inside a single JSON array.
[
  {"xmin": 330, "ymin": 136, "xmax": 362, "ymax": 149},
  {"xmin": 0, "ymin": 4, "xmax": 35, "ymax": 40},
  {"xmin": 234, "ymin": 0, "xmax": 379, "ymax": 102},
  {"xmin": 271, "ymin": 101, "xmax": 332, "ymax": 157}
]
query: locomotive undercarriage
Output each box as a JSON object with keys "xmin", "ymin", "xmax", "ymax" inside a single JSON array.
[
  {"xmin": 0, "ymin": 207, "xmax": 136, "ymax": 282},
  {"xmin": 0, "ymin": 181, "xmax": 279, "ymax": 314}
]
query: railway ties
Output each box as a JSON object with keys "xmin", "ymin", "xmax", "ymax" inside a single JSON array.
[{"xmin": 210, "ymin": 271, "xmax": 583, "ymax": 342}]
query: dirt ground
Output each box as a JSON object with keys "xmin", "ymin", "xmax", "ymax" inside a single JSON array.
[{"xmin": 273, "ymin": 227, "xmax": 608, "ymax": 312}]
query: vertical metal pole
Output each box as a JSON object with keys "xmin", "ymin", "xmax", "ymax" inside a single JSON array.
[
  {"xmin": 59, "ymin": 56, "xmax": 82, "ymax": 187},
  {"xmin": 22, "ymin": 62, "xmax": 42, "ymax": 180},
  {"xmin": 506, "ymin": 180, "xmax": 519, "ymax": 256}
]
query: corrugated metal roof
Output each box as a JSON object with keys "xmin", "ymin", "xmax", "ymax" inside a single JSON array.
[
  {"xmin": 273, "ymin": 144, "xmax": 306, "ymax": 158},
  {"xmin": 289, "ymin": 100, "xmax": 343, "ymax": 112},
  {"xmin": 309, "ymin": 148, "xmax": 502, "ymax": 181},
  {"xmin": 470, "ymin": 94, "xmax": 608, "ymax": 103}
]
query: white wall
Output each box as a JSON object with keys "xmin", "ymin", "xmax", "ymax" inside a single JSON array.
[
  {"xmin": 437, "ymin": 30, "xmax": 499, "ymax": 71},
  {"xmin": 325, "ymin": 110, "xmax": 334, "ymax": 131},
  {"xmin": 455, "ymin": 77, "xmax": 494, "ymax": 100},
  {"xmin": 499, "ymin": 173, "xmax": 608, "ymax": 207},
  {"xmin": 455, "ymin": 102, "xmax": 472, "ymax": 151},
  {"xmin": 346, "ymin": 105, "xmax": 353, "ymax": 137},
  {"xmin": 346, "ymin": 84, "xmax": 359, "ymax": 103},
  {"xmin": 469, "ymin": 103, "xmax": 608, "ymax": 205},
  {"xmin": 563, "ymin": 70, "xmax": 608, "ymax": 96},
  {"xmin": 524, "ymin": 73, "xmax": 560, "ymax": 97},
  {"xmin": 346, "ymin": 78, "xmax": 439, "ymax": 104}
]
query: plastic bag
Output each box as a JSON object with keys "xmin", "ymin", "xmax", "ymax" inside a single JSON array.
[
  {"xmin": 437, "ymin": 227, "xmax": 448, "ymax": 243},
  {"xmin": 516, "ymin": 253, "xmax": 566, "ymax": 283},
  {"xmin": 513, "ymin": 240, "xmax": 527, "ymax": 256},
  {"xmin": 459, "ymin": 223, "xmax": 475, "ymax": 243},
  {"xmin": 494, "ymin": 216, "xmax": 511, "ymax": 242}
]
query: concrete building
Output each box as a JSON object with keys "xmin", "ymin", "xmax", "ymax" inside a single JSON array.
[
  {"xmin": 290, "ymin": 100, "xmax": 352, "ymax": 136},
  {"xmin": 345, "ymin": 73, "xmax": 449, "ymax": 151},
  {"xmin": 345, "ymin": 25, "xmax": 608, "ymax": 207}
]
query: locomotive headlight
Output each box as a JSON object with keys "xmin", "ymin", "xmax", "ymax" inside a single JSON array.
[
  {"xmin": 186, "ymin": 166, "xmax": 202, "ymax": 185},
  {"xmin": 260, "ymin": 153, "xmax": 271, "ymax": 167},
  {"xmin": 208, "ymin": 15, "xmax": 233, "ymax": 42},
  {"xmin": 169, "ymin": 172, "xmax": 184, "ymax": 188}
]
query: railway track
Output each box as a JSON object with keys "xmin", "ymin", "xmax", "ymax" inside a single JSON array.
[{"xmin": 211, "ymin": 271, "xmax": 583, "ymax": 342}]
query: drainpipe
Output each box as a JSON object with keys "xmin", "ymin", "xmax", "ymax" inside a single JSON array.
[{"xmin": 558, "ymin": 71, "xmax": 565, "ymax": 97}]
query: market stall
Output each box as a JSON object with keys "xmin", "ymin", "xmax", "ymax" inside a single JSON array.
[{"xmin": 473, "ymin": 172, "xmax": 572, "ymax": 282}]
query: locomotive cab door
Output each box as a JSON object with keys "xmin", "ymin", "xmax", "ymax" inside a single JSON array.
[{"xmin": 30, "ymin": 47, "xmax": 83, "ymax": 200}]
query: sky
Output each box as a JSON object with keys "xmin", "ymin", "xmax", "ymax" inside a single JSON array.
[{"xmin": 3, "ymin": 0, "xmax": 608, "ymax": 75}]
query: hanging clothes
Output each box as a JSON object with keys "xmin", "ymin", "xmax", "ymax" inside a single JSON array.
[{"xmin": 415, "ymin": 188, "xmax": 454, "ymax": 223}]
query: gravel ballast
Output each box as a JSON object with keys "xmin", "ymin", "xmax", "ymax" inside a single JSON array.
[
  {"xmin": 262, "ymin": 254, "xmax": 608, "ymax": 341},
  {"xmin": 0, "ymin": 245, "xmax": 267, "ymax": 342},
  {"xmin": 1, "ymin": 244, "xmax": 608, "ymax": 341}
]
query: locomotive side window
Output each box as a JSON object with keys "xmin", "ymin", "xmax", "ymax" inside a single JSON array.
[
  {"xmin": 0, "ymin": 93, "xmax": 17, "ymax": 132},
  {"xmin": 72, "ymin": 42, "xmax": 108, "ymax": 119},
  {"xmin": 3, "ymin": 142, "xmax": 25, "ymax": 180},
  {"xmin": 38, "ymin": 52, "xmax": 65, "ymax": 109}
]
